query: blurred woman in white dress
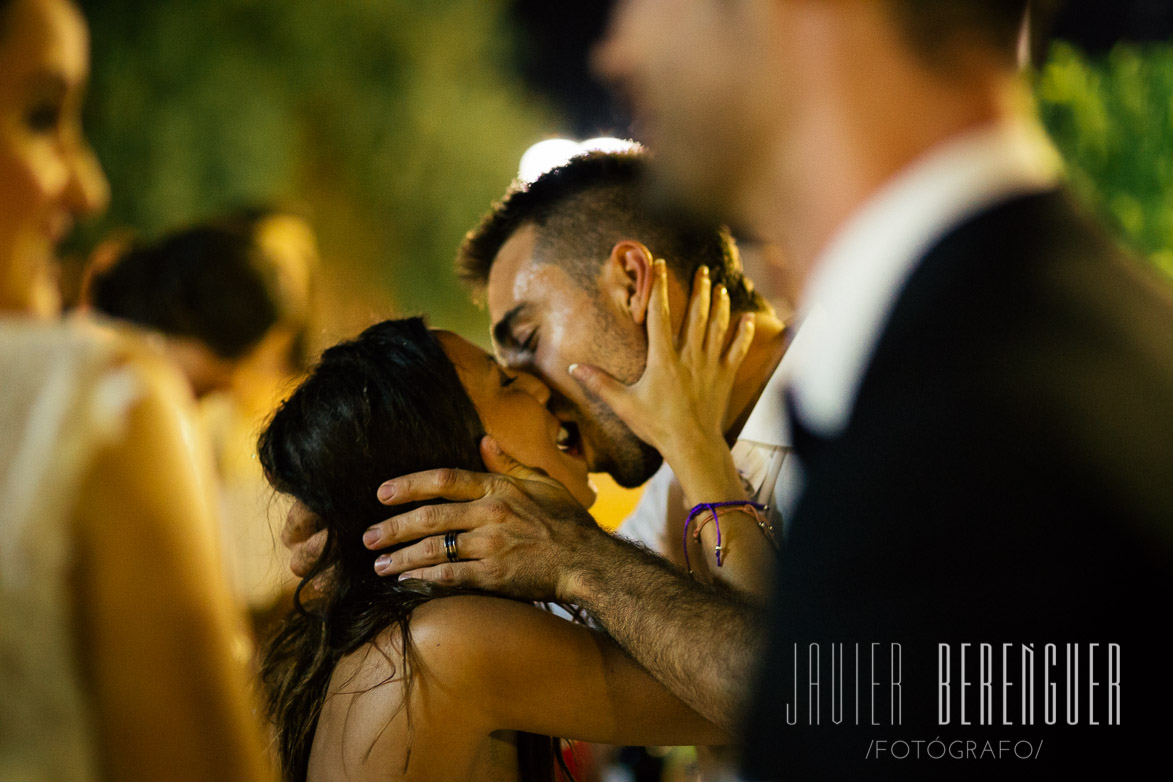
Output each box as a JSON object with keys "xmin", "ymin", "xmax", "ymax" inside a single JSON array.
[{"xmin": 0, "ymin": 0, "xmax": 272, "ymax": 779}]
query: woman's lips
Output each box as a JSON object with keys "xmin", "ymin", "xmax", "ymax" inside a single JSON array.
[
  {"xmin": 555, "ymin": 420, "xmax": 584, "ymax": 460},
  {"xmin": 46, "ymin": 213, "xmax": 73, "ymax": 245}
]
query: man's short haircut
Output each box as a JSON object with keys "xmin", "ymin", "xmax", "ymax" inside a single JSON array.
[
  {"xmin": 885, "ymin": 0, "xmax": 1054, "ymax": 67},
  {"xmin": 457, "ymin": 150, "xmax": 765, "ymax": 313}
]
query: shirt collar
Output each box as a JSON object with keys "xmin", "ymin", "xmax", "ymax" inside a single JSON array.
[
  {"xmin": 738, "ymin": 321, "xmax": 808, "ymax": 448},
  {"xmin": 787, "ymin": 120, "xmax": 1061, "ymax": 437}
]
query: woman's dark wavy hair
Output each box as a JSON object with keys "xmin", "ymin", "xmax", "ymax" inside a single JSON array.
[{"xmin": 258, "ymin": 317, "xmax": 567, "ymax": 782}]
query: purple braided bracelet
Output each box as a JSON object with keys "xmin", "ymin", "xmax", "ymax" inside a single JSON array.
[{"xmin": 682, "ymin": 500, "xmax": 767, "ymax": 575}]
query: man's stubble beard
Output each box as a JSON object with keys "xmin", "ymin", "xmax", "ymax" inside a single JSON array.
[
  {"xmin": 582, "ymin": 302, "xmax": 664, "ymax": 488},
  {"xmin": 585, "ymin": 399, "xmax": 664, "ymax": 488}
]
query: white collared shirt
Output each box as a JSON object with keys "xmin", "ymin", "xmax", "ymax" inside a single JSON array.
[{"xmin": 787, "ymin": 120, "xmax": 1062, "ymax": 438}]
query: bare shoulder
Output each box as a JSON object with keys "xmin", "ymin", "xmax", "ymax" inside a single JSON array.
[
  {"xmin": 325, "ymin": 595, "xmax": 544, "ymax": 697},
  {"xmin": 311, "ymin": 603, "xmax": 527, "ymax": 781},
  {"xmin": 330, "ymin": 624, "xmax": 411, "ymax": 697},
  {"xmin": 408, "ymin": 594, "xmax": 573, "ymax": 664},
  {"xmin": 404, "ymin": 593, "xmax": 604, "ymax": 707},
  {"xmin": 74, "ymin": 324, "xmax": 217, "ymax": 574}
]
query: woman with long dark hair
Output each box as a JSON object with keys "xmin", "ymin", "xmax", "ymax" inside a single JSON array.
[{"xmin": 259, "ymin": 316, "xmax": 733, "ymax": 781}]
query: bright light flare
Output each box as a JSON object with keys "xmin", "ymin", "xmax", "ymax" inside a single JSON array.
[{"xmin": 517, "ymin": 137, "xmax": 641, "ymax": 183}]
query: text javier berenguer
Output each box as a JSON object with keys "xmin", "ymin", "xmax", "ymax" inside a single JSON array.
[{"xmin": 778, "ymin": 641, "xmax": 1122, "ymax": 728}]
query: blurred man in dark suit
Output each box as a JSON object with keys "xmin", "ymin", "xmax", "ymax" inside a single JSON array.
[{"xmin": 594, "ymin": 0, "xmax": 1173, "ymax": 777}]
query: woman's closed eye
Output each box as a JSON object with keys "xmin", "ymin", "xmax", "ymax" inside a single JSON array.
[{"xmin": 26, "ymin": 102, "xmax": 63, "ymax": 133}]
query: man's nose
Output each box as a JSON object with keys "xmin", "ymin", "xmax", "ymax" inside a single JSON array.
[
  {"xmin": 500, "ymin": 349, "xmax": 538, "ymax": 377},
  {"xmin": 590, "ymin": 0, "xmax": 636, "ymax": 86},
  {"xmin": 544, "ymin": 386, "xmax": 578, "ymax": 420}
]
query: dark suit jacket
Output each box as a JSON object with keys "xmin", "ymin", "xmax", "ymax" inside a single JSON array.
[{"xmin": 741, "ymin": 190, "xmax": 1173, "ymax": 780}]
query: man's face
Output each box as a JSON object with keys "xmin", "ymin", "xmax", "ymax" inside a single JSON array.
[
  {"xmin": 486, "ymin": 223, "xmax": 663, "ymax": 487},
  {"xmin": 593, "ymin": 0, "xmax": 791, "ymax": 229}
]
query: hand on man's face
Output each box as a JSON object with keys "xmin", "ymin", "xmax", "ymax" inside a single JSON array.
[{"xmin": 485, "ymin": 227, "xmax": 662, "ymax": 488}]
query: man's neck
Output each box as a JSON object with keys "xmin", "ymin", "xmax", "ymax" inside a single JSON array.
[
  {"xmin": 741, "ymin": 46, "xmax": 1028, "ymax": 304},
  {"xmin": 723, "ymin": 306, "xmax": 788, "ymax": 442}
]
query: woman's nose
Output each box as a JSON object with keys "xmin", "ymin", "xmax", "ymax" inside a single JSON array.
[
  {"xmin": 64, "ymin": 143, "xmax": 109, "ymax": 218},
  {"xmin": 516, "ymin": 371, "xmax": 551, "ymax": 406}
]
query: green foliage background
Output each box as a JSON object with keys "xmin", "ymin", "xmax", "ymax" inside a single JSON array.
[
  {"xmin": 76, "ymin": 1, "xmax": 1173, "ymax": 343},
  {"xmin": 1037, "ymin": 42, "xmax": 1173, "ymax": 281},
  {"xmin": 80, "ymin": 0, "xmax": 558, "ymax": 341}
]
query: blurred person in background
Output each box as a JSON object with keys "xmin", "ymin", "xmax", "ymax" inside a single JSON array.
[
  {"xmin": 88, "ymin": 215, "xmax": 317, "ymax": 636},
  {"xmin": 87, "ymin": 224, "xmax": 286, "ymax": 399},
  {"xmin": 0, "ymin": 1, "xmax": 275, "ymax": 779},
  {"xmin": 212, "ymin": 204, "xmax": 322, "ymax": 637},
  {"xmin": 215, "ymin": 204, "xmax": 320, "ymax": 378}
]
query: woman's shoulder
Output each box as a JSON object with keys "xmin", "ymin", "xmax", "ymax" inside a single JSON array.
[
  {"xmin": 71, "ymin": 318, "xmax": 218, "ymax": 567},
  {"xmin": 1, "ymin": 316, "xmax": 193, "ymax": 412},
  {"xmin": 409, "ymin": 594, "xmax": 565, "ymax": 649},
  {"xmin": 0, "ymin": 317, "xmax": 196, "ymax": 521},
  {"xmin": 402, "ymin": 594, "xmax": 586, "ymax": 688},
  {"xmin": 316, "ymin": 598, "xmax": 533, "ymax": 737},
  {"xmin": 90, "ymin": 317, "xmax": 194, "ymax": 401},
  {"xmin": 339, "ymin": 595, "xmax": 541, "ymax": 676}
]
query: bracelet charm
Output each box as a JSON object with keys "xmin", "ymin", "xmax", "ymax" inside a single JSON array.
[{"xmin": 682, "ymin": 500, "xmax": 772, "ymax": 575}]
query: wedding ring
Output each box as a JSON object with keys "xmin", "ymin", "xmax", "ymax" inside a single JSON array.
[{"xmin": 443, "ymin": 530, "xmax": 460, "ymax": 563}]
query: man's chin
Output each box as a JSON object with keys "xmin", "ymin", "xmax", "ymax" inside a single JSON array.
[{"xmin": 598, "ymin": 442, "xmax": 664, "ymax": 489}]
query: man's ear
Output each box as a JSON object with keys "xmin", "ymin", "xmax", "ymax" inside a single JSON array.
[{"xmin": 601, "ymin": 240, "xmax": 655, "ymax": 325}]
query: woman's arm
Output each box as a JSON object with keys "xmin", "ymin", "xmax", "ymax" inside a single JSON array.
[
  {"xmin": 71, "ymin": 347, "xmax": 274, "ymax": 782},
  {"xmin": 408, "ymin": 593, "xmax": 733, "ymax": 747}
]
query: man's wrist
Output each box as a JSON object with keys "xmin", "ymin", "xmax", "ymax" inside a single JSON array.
[{"xmin": 554, "ymin": 525, "xmax": 624, "ymax": 607}]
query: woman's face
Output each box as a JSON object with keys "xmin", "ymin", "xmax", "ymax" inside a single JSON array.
[
  {"xmin": 437, "ymin": 331, "xmax": 596, "ymax": 509},
  {"xmin": 0, "ymin": 0, "xmax": 107, "ymax": 317}
]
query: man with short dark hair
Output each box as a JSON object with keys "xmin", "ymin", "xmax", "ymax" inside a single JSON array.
[
  {"xmin": 457, "ymin": 150, "xmax": 772, "ymax": 488},
  {"xmin": 455, "ymin": 152, "xmax": 796, "ymax": 588}
]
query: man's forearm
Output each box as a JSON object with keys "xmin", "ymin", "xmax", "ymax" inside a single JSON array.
[{"xmin": 565, "ymin": 532, "xmax": 766, "ymax": 732}]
